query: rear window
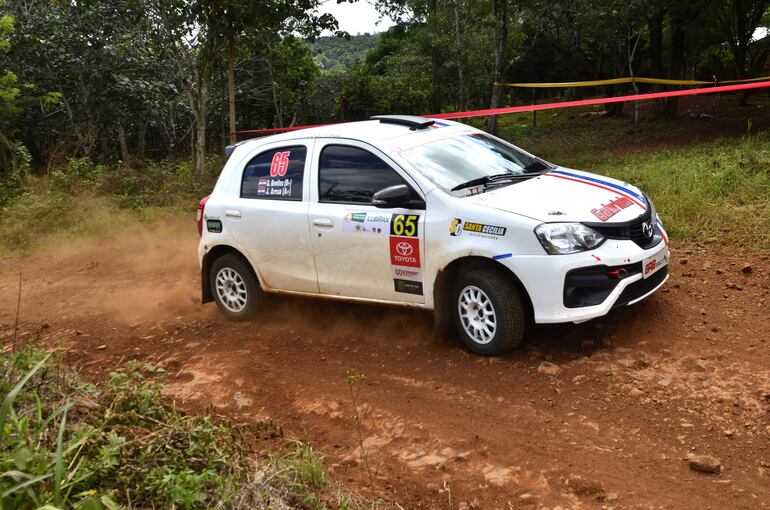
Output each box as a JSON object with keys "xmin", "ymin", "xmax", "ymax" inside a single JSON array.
[{"xmin": 241, "ymin": 146, "xmax": 306, "ymax": 200}]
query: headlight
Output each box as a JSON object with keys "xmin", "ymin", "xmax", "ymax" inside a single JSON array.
[{"xmin": 535, "ymin": 223, "xmax": 605, "ymax": 255}]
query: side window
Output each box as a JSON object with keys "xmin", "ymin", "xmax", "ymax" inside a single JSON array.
[
  {"xmin": 241, "ymin": 145, "xmax": 306, "ymax": 200},
  {"xmin": 318, "ymin": 145, "xmax": 422, "ymax": 206}
]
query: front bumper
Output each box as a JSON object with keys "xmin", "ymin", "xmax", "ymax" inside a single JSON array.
[{"xmin": 502, "ymin": 238, "xmax": 670, "ymax": 324}]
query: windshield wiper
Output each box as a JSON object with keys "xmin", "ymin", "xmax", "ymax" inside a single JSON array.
[{"xmin": 451, "ymin": 172, "xmax": 534, "ymax": 192}]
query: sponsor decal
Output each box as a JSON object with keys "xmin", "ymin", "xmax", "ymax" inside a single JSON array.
[
  {"xmin": 393, "ymin": 279, "xmax": 423, "ymax": 295},
  {"xmin": 206, "ymin": 218, "xmax": 222, "ymax": 233},
  {"xmin": 389, "ymin": 236, "xmax": 420, "ymax": 267},
  {"xmin": 590, "ymin": 195, "xmax": 635, "ymax": 222},
  {"xmin": 390, "ymin": 214, "xmax": 419, "ymax": 237},
  {"xmin": 643, "ymin": 249, "xmax": 669, "ymax": 279},
  {"xmin": 270, "ymin": 151, "xmax": 290, "ymax": 177},
  {"xmin": 343, "ymin": 212, "xmax": 391, "ymax": 234},
  {"xmin": 387, "ymin": 214, "xmax": 423, "ymax": 294},
  {"xmin": 449, "ymin": 218, "xmax": 507, "ymax": 239},
  {"xmin": 449, "ymin": 218, "xmax": 463, "ymax": 236},
  {"xmin": 392, "ymin": 266, "xmax": 421, "ymax": 280}
]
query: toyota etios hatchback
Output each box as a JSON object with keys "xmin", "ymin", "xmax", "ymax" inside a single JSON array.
[{"xmin": 197, "ymin": 115, "xmax": 669, "ymax": 355}]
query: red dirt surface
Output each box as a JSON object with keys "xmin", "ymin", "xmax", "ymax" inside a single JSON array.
[{"xmin": 2, "ymin": 218, "xmax": 769, "ymax": 509}]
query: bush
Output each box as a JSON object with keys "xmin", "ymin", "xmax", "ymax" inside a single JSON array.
[{"xmin": 51, "ymin": 158, "xmax": 108, "ymax": 192}]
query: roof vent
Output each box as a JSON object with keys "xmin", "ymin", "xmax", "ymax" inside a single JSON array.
[{"xmin": 370, "ymin": 115, "xmax": 435, "ymax": 130}]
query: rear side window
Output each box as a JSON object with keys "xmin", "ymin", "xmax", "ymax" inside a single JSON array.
[
  {"xmin": 241, "ymin": 146, "xmax": 306, "ymax": 200},
  {"xmin": 318, "ymin": 145, "xmax": 422, "ymax": 206}
]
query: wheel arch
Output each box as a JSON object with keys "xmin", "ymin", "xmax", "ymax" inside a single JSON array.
[
  {"xmin": 201, "ymin": 244, "xmax": 260, "ymax": 303},
  {"xmin": 432, "ymin": 256, "xmax": 534, "ymax": 335}
]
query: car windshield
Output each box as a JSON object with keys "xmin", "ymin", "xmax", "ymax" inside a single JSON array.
[{"xmin": 397, "ymin": 132, "xmax": 550, "ymax": 193}]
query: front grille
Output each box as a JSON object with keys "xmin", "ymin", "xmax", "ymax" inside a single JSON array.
[
  {"xmin": 613, "ymin": 265, "xmax": 668, "ymax": 308},
  {"xmin": 584, "ymin": 209, "xmax": 661, "ymax": 249}
]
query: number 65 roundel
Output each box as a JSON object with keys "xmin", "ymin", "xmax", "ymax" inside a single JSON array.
[{"xmin": 270, "ymin": 151, "xmax": 291, "ymax": 177}]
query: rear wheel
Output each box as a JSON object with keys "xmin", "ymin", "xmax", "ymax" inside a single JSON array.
[
  {"xmin": 210, "ymin": 253, "xmax": 261, "ymax": 320},
  {"xmin": 452, "ymin": 268, "xmax": 525, "ymax": 355}
]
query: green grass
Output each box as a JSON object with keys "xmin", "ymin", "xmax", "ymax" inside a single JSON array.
[{"xmin": 0, "ymin": 344, "xmax": 383, "ymax": 509}]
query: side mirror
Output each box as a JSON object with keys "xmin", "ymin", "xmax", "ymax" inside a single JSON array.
[{"xmin": 372, "ymin": 184, "xmax": 411, "ymax": 208}]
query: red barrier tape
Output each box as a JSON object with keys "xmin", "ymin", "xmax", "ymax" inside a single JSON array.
[
  {"xmin": 234, "ymin": 80, "xmax": 770, "ymax": 136},
  {"xmin": 428, "ymin": 80, "xmax": 770, "ymax": 120}
]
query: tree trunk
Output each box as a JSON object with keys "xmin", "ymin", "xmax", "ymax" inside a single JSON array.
[
  {"xmin": 0, "ymin": 132, "xmax": 19, "ymax": 172},
  {"xmin": 195, "ymin": 120, "xmax": 206, "ymax": 179},
  {"xmin": 649, "ymin": 12, "xmax": 665, "ymax": 116},
  {"xmin": 454, "ymin": 0, "xmax": 465, "ymax": 110},
  {"xmin": 188, "ymin": 76, "xmax": 208, "ymax": 181},
  {"xmin": 428, "ymin": 0, "xmax": 442, "ymax": 113},
  {"xmin": 486, "ymin": 0, "xmax": 508, "ymax": 134},
  {"xmin": 117, "ymin": 125, "xmax": 130, "ymax": 163},
  {"xmin": 266, "ymin": 47, "xmax": 283, "ymax": 127},
  {"xmin": 227, "ymin": 35, "xmax": 237, "ymax": 145},
  {"xmin": 137, "ymin": 114, "xmax": 148, "ymax": 162},
  {"xmin": 664, "ymin": 11, "xmax": 687, "ymax": 117}
]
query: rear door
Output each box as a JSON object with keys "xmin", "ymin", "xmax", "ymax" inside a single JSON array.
[
  {"xmin": 307, "ymin": 140, "xmax": 426, "ymax": 303},
  {"xmin": 224, "ymin": 140, "xmax": 318, "ymax": 293}
]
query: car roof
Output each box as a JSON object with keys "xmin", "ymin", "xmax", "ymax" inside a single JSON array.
[{"xmin": 234, "ymin": 118, "xmax": 473, "ymax": 151}]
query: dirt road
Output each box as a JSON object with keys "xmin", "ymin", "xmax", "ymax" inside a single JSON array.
[{"xmin": 2, "ymin": 217, "xmax": 769, "ymax": 509}]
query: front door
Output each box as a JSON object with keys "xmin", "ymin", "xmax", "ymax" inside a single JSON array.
[{"xmin": 307, "ymin": 141, "xmax": 426, "ymax": 303}]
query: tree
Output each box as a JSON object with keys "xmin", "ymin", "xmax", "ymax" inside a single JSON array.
[
  {"xmin": 715, "ymin": 0, "xmax": 770, "ymax": 105},
  {"xmin": 0, "ymin": 5, "xmax": 20, "ymax": 171}
]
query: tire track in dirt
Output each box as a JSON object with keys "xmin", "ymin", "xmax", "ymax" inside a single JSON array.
[{"xmin": 2, "ymin": 218, "xmax": 769, "ymax": 508}]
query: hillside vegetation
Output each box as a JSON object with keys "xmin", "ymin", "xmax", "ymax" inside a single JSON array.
[{"xmin": 309, "ymin": 34, "xmax": 380, "ymax": 73}]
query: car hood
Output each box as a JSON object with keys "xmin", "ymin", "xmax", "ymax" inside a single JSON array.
[{"xmin": 466, "ymin": 168, "xmax": 649, "ymax": 223}]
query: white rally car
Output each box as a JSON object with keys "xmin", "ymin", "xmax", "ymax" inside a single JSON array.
[{"xmin": 197, "ymin": 116, "xmax": 669, "ymax": 355}]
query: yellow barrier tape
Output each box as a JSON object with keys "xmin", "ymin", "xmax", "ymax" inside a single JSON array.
[{"xmin": 495, "ymin": 75, "xmax": 770, "ymax": 88}]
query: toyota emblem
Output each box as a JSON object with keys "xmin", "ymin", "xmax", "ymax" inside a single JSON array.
[
  {"xmin": 642, "ymin": 221, "xmax": 654, "ymax": 239},
  {"xmin": 396, "ymin": 241, "xmax": 413, "ymax": 256}
]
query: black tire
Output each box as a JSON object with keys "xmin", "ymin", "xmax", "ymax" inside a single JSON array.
[
  {"xmin": 451, "ymin": 267, "xmax": 525, "ymax": 356},
  {"xmin": 209, "ymin": 253, "xmax": 261, "ymax": 320}
]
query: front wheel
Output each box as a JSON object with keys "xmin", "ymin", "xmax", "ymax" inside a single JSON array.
[
  {"xmin": 452, "ymin": 268, "xmax": 525, "ymax": 356},
  {"xmin": 210, "ymin": 253, "xmax": 261, "ymax": 320}
]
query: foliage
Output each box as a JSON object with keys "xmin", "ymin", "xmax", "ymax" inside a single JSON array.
[
  {"xmin": 0, "ymin": 344, "xmax": 378, "ymax": 509},
  {"xmin": 308, "ymin": 34, "xmax": 380, "ymax": 73},
  {"xmin": 1, "ymin": 0, "xmax": 769, "ymax": 176}
]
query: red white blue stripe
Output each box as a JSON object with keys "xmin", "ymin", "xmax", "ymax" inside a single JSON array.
[
  {"xmin": 657, "ymin": 219, "xmax": 668, "ymax": 245},
  {"xmin": 545, "ymin": 169, "xmax": 647, "ymax": 210}
]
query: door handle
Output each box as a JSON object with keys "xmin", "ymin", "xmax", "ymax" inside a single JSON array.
[
  {"xmin": 312, "ymin": 218, "xmax": 334, "ymax": 228},
  {"xmin": 225, "ymin": 209, "xmax": 241, "ymax": 218}
]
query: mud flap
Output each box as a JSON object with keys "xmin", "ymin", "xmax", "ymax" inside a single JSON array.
[{"xmin": 432, "ymin": 269, "xmax": 452, "ymax": 336}]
